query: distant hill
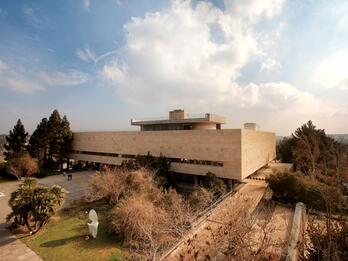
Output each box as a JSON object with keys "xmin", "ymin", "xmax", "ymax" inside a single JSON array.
[{"xmin": 328, "ymin": 134, "xmax": 348, "ymax": 144}]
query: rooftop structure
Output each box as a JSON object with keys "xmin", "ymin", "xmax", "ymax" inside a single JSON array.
[
  {"xmin": 131, "ymin": 109, "xmax": 225, "ymax": 131},
  {"xmin": 244, "ymin": 122, "xmax": 260, "ymax": 131}
]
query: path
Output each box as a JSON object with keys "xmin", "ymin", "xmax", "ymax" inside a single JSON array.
[
  {"xmin": 0, "ymin": 180, "xmax": 42, "ymax": 261},
  {"xmin": 38, "ymin": 170, "xmax": 95, "ymax": 207}
]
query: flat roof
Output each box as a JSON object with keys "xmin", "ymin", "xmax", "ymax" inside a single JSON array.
[{"xmin": 131, "ymin": 113, "xmax": 225, "ymax": 126}]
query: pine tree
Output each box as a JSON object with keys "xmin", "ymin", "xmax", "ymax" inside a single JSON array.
[
  {"xmin": 28, "ymin": 118, "xmax": 49, "ymax": 163},
  {"xmin": 59, "ymin": 115, "xmax": 72, "ymax": 170},
  {"xmin": 47, "ymin": 109, "xmax": 63, "ymax": 162},
  {"xmin": 4, "ymin": 119, "xmax": 28, "ymax": 160}
]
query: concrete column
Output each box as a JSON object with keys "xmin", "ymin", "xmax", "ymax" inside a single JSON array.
[
  {"xmin": 227, "ymin": 179, "xmax": 234, "ymax": 191},
  {"xmin": 193, "ymin": 176, "xmax": 198, "ymax": 186}
]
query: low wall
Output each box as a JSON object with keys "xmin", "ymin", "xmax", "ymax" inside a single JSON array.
[{"xmin": 286, "ymin": 202, "xmax": 307, "ymax": 261}]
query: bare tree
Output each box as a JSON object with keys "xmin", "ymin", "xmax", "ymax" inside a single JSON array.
[
  {"xmin": 177, "ymin": 196, "xmax": 287, "ymax": 261},
  {"xmin": 7, "ymin": 153, "xmax": 39, "ymax": 180}
]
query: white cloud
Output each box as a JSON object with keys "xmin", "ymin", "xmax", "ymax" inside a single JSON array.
[
  {"xmin": 76, "ymin": 45, "xmax": 96, "ymax": 63},
  {"xmin": 0, "ymin": 59, "xmax": 88, "ymax": 93},
  {"xmin": 100, "ymin": 0, "xmax": 307, "ymax": 109},
  {"xmin": 311, "ymin": 49, "xmax": 348, "ymax": 90},
  {"xmin": 260, "ymin": 57, "xmax": 282, "ymax": 71},
  {"xmin": 224, "ymin": 0, "xmax": 285, "ymax": 23},
  {"xmin": 96, "ymin": 0, "xmax": 345, "ymax": 134},
  {"xmin": 82, "ymin": 0, "xmax": 91, "ymax": 11},
  {"xmin": 76, "ymin": 45, "xmax": 119, "ymax": 63}
]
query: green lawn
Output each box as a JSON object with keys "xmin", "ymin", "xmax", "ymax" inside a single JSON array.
[{"xmin": 20, "ymin": 201, "xmax": 129, "ymax": 261}]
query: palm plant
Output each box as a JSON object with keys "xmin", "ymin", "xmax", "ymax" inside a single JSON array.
[{"xmin": 7, "ymin": 178, "xmax": 65, "ymax": 233}]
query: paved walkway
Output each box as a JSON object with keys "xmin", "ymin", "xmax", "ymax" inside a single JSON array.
[
  {"xmin": 38, "ymin": 170, "xmax": 95, "ymax": 207},
  {"xmin": 0, "ymin": 180, "xmax": 42, "ymax": 261},
  {"xmin": 0, "ymin": 170, "xmax": 95, "ymax": 261}
]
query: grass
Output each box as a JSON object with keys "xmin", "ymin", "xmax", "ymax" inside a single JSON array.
[{"xmin": 19, "ymin": 201, "xmax": 129, "ymax": 261}]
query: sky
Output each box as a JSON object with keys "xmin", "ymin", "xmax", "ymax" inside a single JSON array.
[{"xmin": 0, "ymin": 0, "xmax": 347, "ymax": 136}]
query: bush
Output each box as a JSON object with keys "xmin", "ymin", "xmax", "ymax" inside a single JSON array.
[
  {"xmin": 7, "ymin": 178, "xmax": 64, "ymax": 233},
  {"xmin": 202, "ymin": 172, "xmax": 226, "ymax": 199},
  {"xmin": 187, "ymin": 187, "xmax": 213, "ymax": 213},
  {"xmin": 109, "ymin": 193, "xmax": 173, "ymax": 258},
  {"xmin": 307, "ymin": 216, "xmax": 348, "ymax": 260},
  {"xmin": 121, "ymin": 153, "xmax": 171, "ymax": 186},
  {"xmin": 6, "ymin": 153, "xmax": 39, "ymax": 180},
  {"xmin": 266, "ymin": 172, "xmax": 346, "ymax": 212}
]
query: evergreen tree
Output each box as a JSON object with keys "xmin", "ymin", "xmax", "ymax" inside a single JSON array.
[
  {"xmin": 47, "ymin": 110, "xmax": 63, "ymax": 162},
  {"xmin": 28, "ymin": 118, "xmax": 49, "ymax": 162},
  {"xmin": 29, "ymin": 110, "xmax": 73, "ymax": 171},
  {"xmin": 59, "ymin": 115, "xmax": 72, "ymax": 170},
  {"xmin": 4, "ymin": 119, "xmax": 28, "ymax": 160}
]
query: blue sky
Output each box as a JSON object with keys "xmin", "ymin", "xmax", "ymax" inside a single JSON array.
[{"xmin": 0, "ymin": 0, "xmax": 347, "ymax": 135}]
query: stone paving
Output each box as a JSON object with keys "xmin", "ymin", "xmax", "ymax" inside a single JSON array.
[
  {"xmin": 0, "ymin": 180, "xmax": 42, "ymax": 261},
  {"xmin": 38, "ymin": 170, "xmax": 95, "ymax": 207},
  {"xmin": 0, "ymin": 170, "xmax": 96, "ymax": 261}
]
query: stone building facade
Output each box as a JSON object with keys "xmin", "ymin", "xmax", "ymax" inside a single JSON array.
[{"xmin": 70, "ymin": 110, "xmax": 276, "ymax": 181}]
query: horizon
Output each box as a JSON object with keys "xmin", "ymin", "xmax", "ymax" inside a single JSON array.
[{"xmin": 0, "ymin": 0, "xmax": 348, "ymax": 136}]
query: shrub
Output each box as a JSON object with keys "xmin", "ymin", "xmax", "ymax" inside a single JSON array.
[
  {"xmin": 187, "ymin": 187, "xmax": 213, "ymax": 213},
  {"xmin": 7, "ymin": 178, "xmax": 64, "ymax": 233},
  {"xmin": 121, "ymin": 153, "xmax": 171, "ymax": 185},
  {"xmin": 87, "ymin": 169, "xmax": 127, "ymax": 205},
  {"xmin": 266, "ymin": 172, "xmax": 346, "ymax": 212},
  {"xmin": 307, "ymin": 216, "xmax": 348, "ymax": 260},
  {"xmin": 109, "ymin": 193, "xmax": 173, "ymax": 258},
  {"xmin": 87, "ymin": 168, "xmax": 158, "ymax": 205},
  {"xmin": 202, "ymin": 172, "xmax": 226, "ymax": 198},
  {"xmin": 6, "ymin": 153, "xmax": 39, "ymax": 180}
]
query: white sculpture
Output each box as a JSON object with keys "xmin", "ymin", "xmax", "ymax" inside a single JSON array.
[{"xmin": 87, "ymin": 209, "xmax": 99, "ymax": 238}]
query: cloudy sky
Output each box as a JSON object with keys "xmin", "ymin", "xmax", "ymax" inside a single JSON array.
[{"xmin": 0, "ymin": 0, "xmax": 347, "ymax": 135}]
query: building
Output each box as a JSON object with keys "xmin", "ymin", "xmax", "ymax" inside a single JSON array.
[{"xmin": 70, "ymin": 110, "xmax": 276, "ymax": 182}]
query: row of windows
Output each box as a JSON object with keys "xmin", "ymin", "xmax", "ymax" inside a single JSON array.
[{"xmin": 71, "ymin": 150, "xmax": 223, "ymax": 167}]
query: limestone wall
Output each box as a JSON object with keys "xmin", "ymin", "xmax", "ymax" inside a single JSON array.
[
  {"xmin": 71, "ymin": 129, "xmax": 276, "ymax": 180},
  {"xmin": 241, "ymin": 130, "xmax": 276, "ymax": 180}
]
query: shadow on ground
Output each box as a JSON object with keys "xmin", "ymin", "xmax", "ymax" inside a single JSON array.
[{"xmin": 40, "ymin": 235, "xmax": 82, "ymax": 247}]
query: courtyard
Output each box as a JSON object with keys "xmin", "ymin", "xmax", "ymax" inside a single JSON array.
[{"xmin": 0, "ymin": 170, "xmax": 129, "ymax": 261}]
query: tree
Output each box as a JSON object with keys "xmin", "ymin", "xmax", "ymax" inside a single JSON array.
[
  {"xmin": 7, "ymin": 178, "xmax": 64, "ymax": 233},
  {"xmin": 292, "ymin": 121, "xmax": 324, "ymax": 178},
  {"xmin": 276, "ymin": 137, "xmax": 297, "ymax": 163},
  {"xmin": 6, "ymin": 153, "xmax": 39, "ymax": 180},
  {"xmin": 47, "ymin": 109, "xmax": 63, "ymax": 162},
  {"xmin": 121, "ymin": 153, "xmax": 171, "ymax": 185},
  {"xmin": 59, "ymin": 115, "xmax": 73, "ymax": 170},
  {"xmin": 3, "ymin": 119, "xmax": 28, "ymax": 160},
  {"xmin": 28, "ymin": 110, "xmax": 73, "ymax": 171},
  {"xmin": 329, "ymin": 140, "xmax": 348, "ymax": 185},
  {"xmin": 28, "ymin": 118, "xmax": 49, "ymax": 163}
]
